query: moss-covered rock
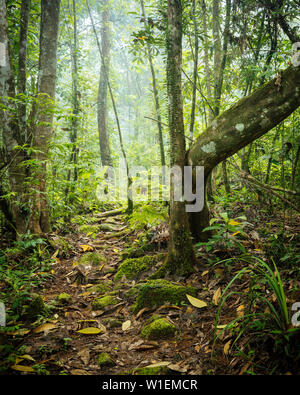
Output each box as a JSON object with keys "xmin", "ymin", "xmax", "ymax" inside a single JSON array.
[
  {"xmin": 92, "ymin": 295, "xmax": 119, "ymax": 310},
  {"xmin": 90, "ymin": 281, "xmax": 113, "ymax": 295},
  {"xmin": 79, "ymin": 224, "xmax": 100, "ymax": 235},
  {"xmin": 56, "ymin": 293, "xmax": 71, "ymax": 304},
  {"xmin": 97, "ymin": 352, "xmax": 115, "ymax": 367},
  {"xmin": 133, "ymin": 279, "xmax": 197, "ymax": 312},
  {"xmin": 114, "ymin": 255, "xmax": 157, "ymax": 282},
  {"xmin": 120, "ymin": 244, "xmax": 155, "ymax": 260},
  {"xmin": 79, "ymin": 252, "xmax": 106, "ymax": 266},
  {"xmin": 140, "ymin": 316, "xmax": 176, "ymax": 340},
  {"xmin": 123, "ymin": 362, "xmax": 171, "ymax": 375},
  {"xmin": 48, "ymin": 236, "xmax": 73, "ymax": 257}
]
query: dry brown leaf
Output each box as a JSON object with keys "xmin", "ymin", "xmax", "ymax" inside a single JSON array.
[
  {"xmin": 224, "ymin": 340, "xmax": 232, "ymax": 355},
  {"xmin": 78, "ymin": 348, "xmax": 90, "ymax": 365},
  {"xmin": 212, "ymin": 287, "xmax": 222, "ymax": 305},
  {"xmin": 33, "ymin": 323, "xmax": 57, "ymax": 334},
  {"xmin": 122, "ymin": 320, "xmax": 131, "ymax": 331}
]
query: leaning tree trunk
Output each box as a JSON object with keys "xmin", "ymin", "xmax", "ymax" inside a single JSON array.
[
  {"xmin": 97, "ymin": 0, "xmax": 113, "ymax": 167},
  {"xmin": 165, "ymin": 0, "xmax": 196, "ymax": 276},
  {"xmin": 29, "ymin": 0, "xmax": 60, "ymax": 234},
  {"xmin": 188, "ymin": 64, "xmax": 300, "ymax": 241}
]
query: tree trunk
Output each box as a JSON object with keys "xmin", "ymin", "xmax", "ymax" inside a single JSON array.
[
  {"xmin": 140, "ymin": 0, "xmax": 166, "ymax": 167},
  {"xmin": 17, "ymin": 0, "xmax": 31, "ymax": 137},
  {"xmin": 0, "ymin": 0, "xmax": 28, "ymax": 235},
  {"xmin": 97, "ymin": 0, "xmax": 113, "ymax": 167},
  {"xmin": 188, "ymin": 64, "xmax": 300, "ymax": 241},
  {"xmin": 165, "ymin": 0, "xmax": 196, "ymax": 276},
  {"xmin": 188, "ymin": 0, "xmax": 199, "ymax": 145},
  {"xmin": 29, "ymin": 0, "xmax": 60, "ymax": 234}
]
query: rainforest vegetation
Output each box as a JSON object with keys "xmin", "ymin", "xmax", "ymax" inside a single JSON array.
[{"xmin": 0, "ymin": 0, "xmax": 299, "ymax": 376}]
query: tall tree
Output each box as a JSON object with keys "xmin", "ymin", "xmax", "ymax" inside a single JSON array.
[
  {"xmin": 29, "ymin": 0, "xmax": 61, "ymax": 233},
  {"xmin": 165, "ymin": 0, "xmax": 196, "ymax": 275},
  {"xmin": 0, "ymin": 0, "xmax": 30, "ymax": 235},
  {"xmin": 140, "ymin": 0, "xmax": 166, "ymax": 168},
  {"xmin": 97, "ymin": 0, "xmax": 113, "ymax": 167}
]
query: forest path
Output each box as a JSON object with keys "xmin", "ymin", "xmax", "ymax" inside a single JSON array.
[{"xmin": 13, "ymin": 213, "xmax": 251, "ymax": 375}]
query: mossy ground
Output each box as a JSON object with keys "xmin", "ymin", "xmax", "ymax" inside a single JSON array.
[
  {"xmin": 140, "ymin": 316, "xmax": 176, "ymax": 340},
  {"xmin": 92, "ymin": 295, "xmax": 119, "ymax": 310},
  {"xmin": 79, "ymin": 252, "xmax": 106, "ymax": 266},
  {"xmin": 97, "ymin": 352, "xmax": 115, "ymax": 367},
  {"xmin": 114, "ymin": 255, "xmax": 157, "ymax": 281},
  {"xmin": 90, "ymin": 281, "xmax": 113, "ymax": 295},
  {"xmin": 132, "ymin": 279, "xmax": 197, "ymax": 312},
  {"xmin": 56, "ymin": 293, "xmax": 71, "ymax": 303}
]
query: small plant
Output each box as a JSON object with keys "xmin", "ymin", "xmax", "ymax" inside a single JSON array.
[
  {"xmin": 213, "ymin": 256, "xmax": 300, "ymax": 373},
  {"xmin": 128, "ymin": 202, "xmax": 167, "ymax": 230},
  {"xmin": 196, "ymin": 213, "xmax": 250, "ymax": 255}
]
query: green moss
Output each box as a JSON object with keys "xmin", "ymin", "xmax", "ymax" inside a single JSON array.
[
  {"xmin": 140, "ymin": 317, "xmax": 176, "ymax": 340},
  {"xmin": 79, "ymin": 252, "xmax": 106, "ymax": 266},
  {"xmin": 48, "ymin": 236, "xmax": 72, "ymax": 256},
  {"xmin": 123, "ymin": 363, "xmax": 171, "ymax": 375},
  {"xmin": 97, "ymin": 352, "xmax": 115, "ymax": 367},
  {"xmin": 114, "ymin": 255, "xmax": 157, "ymax": 282},
  {"xmin": 79, "ymin": 224, "xmax": 100, "ymax": 235},
  {"xmin": 92, "ymin": 295, "xmax": 119, "ymax": 310},
  {"xmin": 56, "ymin": 293, "xmax": 71, "ymax": 303},
  {"xmin": 133, "ymin": 279, "xmax": 197, "ymax": 312},
  {"xmin": 91, "ymin": 281, "xmax": 113, "ymax": 295},
  {"xmin": 120, "ymin": 244, "xmax": 154, "ymax": 260}
]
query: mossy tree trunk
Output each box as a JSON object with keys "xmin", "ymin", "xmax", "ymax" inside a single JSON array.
[
  {"xmin": 0, "ymin": 0, "xmax": 30, "ymax": 235},
  {"xmin": 29, "ymin": 0, "xmax": 60, "ymax": 234},
  {"xmin": 188, "ymin": 64, "xmax": 300, "ymax": 241},
  {"xmin": 165, "ymin": 0, "xmax": 196, "ymax": 276},
  {"xmin": 97, "ymin": 0, "xmax": 113, "ymax": 167}
]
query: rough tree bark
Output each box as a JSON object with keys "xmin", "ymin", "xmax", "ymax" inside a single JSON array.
[
  {"xmin": 140, "ymin": 0, "xmax": 166, "ymax": 167},
  {"xmin": 165, "ymin": 0, "xmax": 196, "ymax": 276},
  {"xmin": 29, "ymin": 0, "xmax": 60, "ymax": 234},
  {"xmin": 97, "ymin": 0, "xmax": 113, "ymax": 167},
  {"xmin": 0, "ymin": 0, "xmax": 30, "ymax": 235}
]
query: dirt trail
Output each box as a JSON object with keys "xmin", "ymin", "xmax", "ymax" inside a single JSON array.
[{"xmin": 8, "ymin": 215, "xmax": 256, "ymax": 375}]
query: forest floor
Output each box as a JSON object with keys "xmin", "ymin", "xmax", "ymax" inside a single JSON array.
[{"xmin": 1, "ymin": 204, "xmax": 300, "ymax": 376}]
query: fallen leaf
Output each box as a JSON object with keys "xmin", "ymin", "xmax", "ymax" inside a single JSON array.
[
  {"xmin": 168, "ymin": 363, "xmax": 188, "ymax": 373},
  {"xmin": 224, "ymin": 340, "xmax": 231, "ymax": 355},
  {"xmin": 201, "ymin": 270, "xmax": 209, "ymax": 277},
  {"xmin": 78, "ymin": 348, "xmax": 90, "ymax": 365},
  {"xmin": 11, "ymin": 365, "xmax": 35, "ymax": 372},
  {"xmin": 80, "ymin": 245, "xmax": 94, "ymax": 252},
  {"xmin": 212, "ymin": 287, "xmax": 222, "ymax": 305},
  {"xmin": 77, "ymin": 327, "xmax": 103, "ymax": 335},
  {"xmin": 122, "ymin": 320, "xmax": 131, "ymax": 331},
  {"xmin": 186, "ymin": 294, "xmax": 207, "ymax": 308},
  {"xmin": 33, "ymin": 323, "xmax": 57, "ymax": 334},
  {"xmin": 19, "ymin": 354, "xmax": 35, "ymax": 362}
]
